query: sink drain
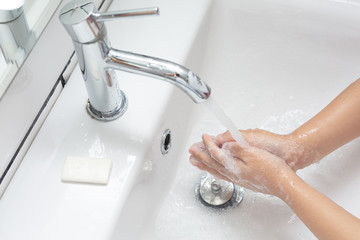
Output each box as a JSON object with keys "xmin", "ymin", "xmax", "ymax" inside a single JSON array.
[
  {"xmin": 161, "ymin": 129, "xmax": 172, "ymax": 155},
  {"xmin": 197, "ymin": 174, "xmax": 244, "ymax": 209}
]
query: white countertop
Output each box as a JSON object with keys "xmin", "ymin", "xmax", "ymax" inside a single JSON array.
[{"xmin": 0, "ymin": 0, "xmax": 211, "ymax": 239}]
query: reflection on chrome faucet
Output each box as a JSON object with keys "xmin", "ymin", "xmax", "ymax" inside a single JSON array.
[
  {"xmin": 59, "ymin": 0, "xmax": 211, "ymax": 121},
  {"xmin": 0, "ymin": 0, "xmax": 36, "ymax": 67}
]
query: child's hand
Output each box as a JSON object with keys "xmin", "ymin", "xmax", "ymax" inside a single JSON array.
[{"xmin": 189, "ymin": 134, "xmax": 294, "ymax": 197}]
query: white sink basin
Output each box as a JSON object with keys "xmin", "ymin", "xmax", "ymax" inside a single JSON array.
[
  {"xmin": 109, "ymin": 0, "xmax": 360, "ymax": 239},
  {"xmin": 1, "ymin": 0, "xmax": 360, "ymax": 239}
]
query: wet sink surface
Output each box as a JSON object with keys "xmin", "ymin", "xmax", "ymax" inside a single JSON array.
[{"xmin": 118, "ymin": 0, "xmax": 360, "ymax": 239}]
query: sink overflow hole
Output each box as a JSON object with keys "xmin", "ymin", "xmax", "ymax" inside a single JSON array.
[{"xmin": 161, "ymin": 129, "xmax": 172, "ymax": 155}]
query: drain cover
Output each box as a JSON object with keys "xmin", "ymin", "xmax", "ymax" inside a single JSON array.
[{"xmin": 198, "ymin": 174, "xmax": 244, "ymax": 208}]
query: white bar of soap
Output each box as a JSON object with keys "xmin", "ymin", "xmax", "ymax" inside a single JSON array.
[{"xmin": 62, "ymin": 157, "xmax": 112, "ymax": 185}]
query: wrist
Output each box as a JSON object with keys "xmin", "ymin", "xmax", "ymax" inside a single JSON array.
[
  {"xmin": 262, "ymin": 158, "xmax": 298, "ymax": 199},
  {"xmin": 285, "ymin": 131, "xmax": 320, "ymax": 170},
  {"xmin": 271, "ymin": 167, "xmax": 300, "ymax": 202}
]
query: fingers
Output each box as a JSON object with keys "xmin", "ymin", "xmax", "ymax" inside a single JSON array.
[
  {"xmin": 202, "ymin": 134, "xmax": 249, "ymax": 179},
  {"xmin": 202, "ymin": 134, "xmax": 225, "ymax": 163},
  {"xmin": 189, "ymin": 141, "xmax": 206, "ymax": 154},
  {"xmin": 189, "ymin": 133, "xmax": 259, "ymax": 188},
  {"xmin": 215, "ymin": 129, "xmax": 280, "ymax": 150},
  {"xmin": 215, "ymin": 131, "xmax": 235, "ymax": 146},
  {"xmin": 190, "ymin": 137, "xmax": 226, "ymax": 171},
  {"xmin": 221, "ymin": 142, "xmax": 246, "ymax": 162},
  {"xmin": 195, "ymin": 132, "xmax": 260, "ymax": 167},
  {"xmin": 216, "ymin": 129, "xmax": 263, "ymax": 147},
  {"xmin": 189, "ymin": 136, "xmax": 238, "ymax": 182},
  {"xmin": 189, "ymin": 156, "xmax": 233, "ymax": 182},
  {"xmin": 201, "ymin": 134, "xmax": 240, "ymax": 171}
]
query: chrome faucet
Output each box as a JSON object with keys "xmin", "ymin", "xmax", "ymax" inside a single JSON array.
[
  {"xmin": 59, "ymin": 0, "xmax": 211, "ymax": 121},
  {"xmin": 0, "ymin": 1, "xmax": 36, "ymax": 66}
]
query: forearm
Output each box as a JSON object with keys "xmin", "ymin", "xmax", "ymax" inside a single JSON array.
[
  {"xmin": 191, "ymin": 131, "xmax": 360, "ymax": 239},
  {"xmin": 278, "ymin": 172, "xmax": 360, "ymax": 239},
  {"xmin": 291, "ymin": 79, "xmax": 360, "ymax": 162}
]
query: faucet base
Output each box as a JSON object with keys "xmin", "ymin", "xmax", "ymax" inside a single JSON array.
[{"xmin": 87, "ymin": 90, "xmax": 128, "ymax": 121}]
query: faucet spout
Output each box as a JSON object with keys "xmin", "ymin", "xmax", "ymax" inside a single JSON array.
[{"xmin": 106, "ymin": 48, "xmax": 211, "ymax": 103}]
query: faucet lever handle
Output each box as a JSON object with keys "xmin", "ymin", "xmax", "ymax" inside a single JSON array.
[
  {"xmin": 59, "ymin": 0, "xmax": 159, "ymax": 43},
  {"xmin": 94, "ymin": 7, "xmax": 159, "ymax": 21}
]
